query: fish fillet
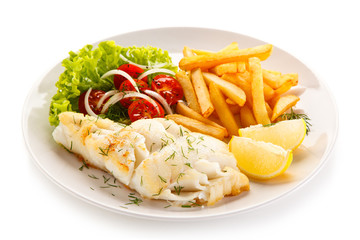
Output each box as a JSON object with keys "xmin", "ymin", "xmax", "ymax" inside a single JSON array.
[{"xmin": 52, "ymin": 112, "xmax": 249, "ymax": 206}]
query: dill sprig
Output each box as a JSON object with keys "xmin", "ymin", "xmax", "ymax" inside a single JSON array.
[
  {"xmin": 125, "ymin": 193, "xmax": 143, "ymax": 206},
  {"xmin": 98, "ymin": 146, "xmax": 110, "ymax": 156},
  {"xmin": 174, "ymin": 185, "xmax": 184, "ymax": 195},
  {"xmin": 279, "ymin": 108, "xmax": 312, "ymax": 135},
  {"xmin": 181, "ymin": 201, "xmax": 202, "ymax": 208}
]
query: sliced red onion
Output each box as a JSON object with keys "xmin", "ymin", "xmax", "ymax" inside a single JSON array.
[
  {"xmin": 119, "ymin": 54, "xmax": 166, "ymax": 69},
  {"xmin": 96, "ymin": 90, "xmax": 119, "ymax": 110},
  {"xmin": 144, "ymin": 90, "xmax": 173, "ymax": 115},
  {"xmin": 101, "ymin": 69, "xmax": 139, "ymax": 92},
  {"xmin": 138, "ymin": 68, "xmax": 176, "ymax": 81},
  {"xmin": 84, "ymin": 88, "xmax": 98, "ymax": 118},
  {"xmin": 100, "ymin": 91, "xmax": 161, "ymax": 115}
]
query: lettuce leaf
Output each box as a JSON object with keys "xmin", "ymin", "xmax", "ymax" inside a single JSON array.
[{"xmin": 49, "ymin": 41, "xmax": 177, "ymax": 126}]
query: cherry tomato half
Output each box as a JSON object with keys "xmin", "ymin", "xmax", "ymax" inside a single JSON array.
[
  {"xmin": 128, "ymin": 99, "xmax": 165, "ymax": 122},
  {"xmin": 151, "ymin": 74, "xmax": 184, "ymax": 105},
  {"xmin": 113, "ymin": 64, "xmax": 147, "ymax": 89},
  {"xmin": 119, "ymin": 79, "xmax": 150, "ymax": 108},
  {"xmin": 78, "ymin": 89, "xmax": 108, "ymax": 115}
]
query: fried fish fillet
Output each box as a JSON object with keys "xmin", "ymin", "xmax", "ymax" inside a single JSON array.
[{"xmin": 52, "ymin": 112, "xmax": 249, "ymax": 206}]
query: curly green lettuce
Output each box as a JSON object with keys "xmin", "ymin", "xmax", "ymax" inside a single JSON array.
[{"xmin": 49, "ymin": 41, "xmax": 177, "ymax": 126}]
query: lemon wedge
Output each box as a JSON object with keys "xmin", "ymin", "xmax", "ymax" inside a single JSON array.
[
  {"xmin": 229, "ymin": 136, "xmax": 293, "ymax": 180},
  {"xmin": 239, "ymin": 119, "xmax": 306, "ymax": 150}
]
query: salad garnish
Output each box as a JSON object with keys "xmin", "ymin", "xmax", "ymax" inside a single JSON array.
[{"xmin": 49, "ymin": 41, "xmax": 178, "ymax": 126}]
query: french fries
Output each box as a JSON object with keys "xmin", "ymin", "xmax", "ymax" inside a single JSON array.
[
  {"xmin": 174, "ymin": 42, "xmax": 302, "ymax": 141},
  {"xmin": 271, "ymin": 95, "xmax": 300, "ymax": 121},
  {"xmin": 239, "ymin": 105, "xmax": 257, "ymax": 128},
  {"xmin": 209, "ymin": 82, "xmax": 239, "ymax": 136},
  {"xmin": 175, "ymin": 71, "xmax": 201, "ymax": 113},
  {"xmin": 166, "ymin": 114, "xmax": 227, "ymax": 140},
  {"xmin": 191, "ymin": 68, "xmax": 214, "ymax": 118},
  {"xmin": 176, "ymin": 102, "xmax": 228, "ymax": 137},
  {"xmin": 249, "ymin": 57, "xmax": 271, "ymax": 125},
  {"xmin": 202, "ymin": 72, "xmax": 246, "ymax": 106},
  {"xmin": 262, "ymin": 69, "xmax": 298, "ymax": 89},
  {"xmin": 179, "ymin": 44, "xmax": 273, "ymax": 71}
]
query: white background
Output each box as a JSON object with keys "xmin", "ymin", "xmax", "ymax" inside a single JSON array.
[{"xmin": 1, "ymin": 0, "xmax": 358, "ymax": 239}]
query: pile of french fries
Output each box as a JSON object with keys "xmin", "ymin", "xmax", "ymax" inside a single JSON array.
[{"xmin": 166, "ymin": 42, "xmax": 300, "ymax": 141}]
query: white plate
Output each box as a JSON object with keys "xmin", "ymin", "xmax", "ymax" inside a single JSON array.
[{"xmin": 22, "ymin": 27, "xmax": 338, "ymax": 220}]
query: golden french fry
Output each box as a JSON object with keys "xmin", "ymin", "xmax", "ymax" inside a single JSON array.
[
  {"xmin": 233, "ymin": 113, "xmax": 242, "ymax": 129},
  {"xmin": 239, "ymin": 105, "xmax": 257, "ymax": 128},
  {"xmin": 191, "ymin": 68, "xmax": 214, "ymax": 118},
  {"xmin": 249, "ymin": 57, "xmax": 271, "ymax": 125},
  {"xmin": 179, "ymin": 44, "xmax": 273, "ymax": 71},
  {"xmin": 191, "ymin": 49, "xmax": 214, "ymax": 55},
  {"xmin": 271, "ymin": 80, "xmax": 294, "ymax": 101},
  {"xmin": 202, "ymin": 72, "xmax": 246, "ymax": 106},
  {"xmin": 175, "ymin": 71, "xmax": 201, "ymax": 113},
  {"xmin": 209, "ymin": 62, "xmax": 238, "ymax": 76},
  {"xmin": 211, "ymin": 103, "xmax": 240, "ymax": 116},
  {"xmin": 271, "ymin": 95, "xmax": 300, "ymax": 121},
  {"xmin": 237, "ymin": 62, "xmax": 247, "ymax": 73},
  {"xmin": 263, "ymin": 83, "xmax": 275, "ymax": 100},
  {"xmin": 265, "ymin": 102, "xmax": 273, "ymax": 119},
  {"xmin": 166, "ymin": 114, "xmax": 226, "ymax": 140},
  {"xmin": 176, "ymin": 102, "xmax": 228, "ymax": 137},
  {"xmin": 183, "ymin": 46, "xmax": 195, "ymax": 57},
  {"xmin": 220, "ymin": 42, "xmax": 239, "ymax": 52},
  {"xmin": 226, "ymin": 98, "xmax": 236, "ymax": 105},
  {"xmin": 222, "ymin": 73, "xmax": 253, "ymax": 107},
  {"xmin": 209, "ymin": 82, "xmax": 239, "ymax": 136},
  {"xmin": 207, "ymin": 114, "xmax": 223, "ymax": 126},
  {"xmin": 262, "ymin": 69, "xmax": 298, "ymax": 89},
  {"xmin": 221, "ymin": 73, "xmax": 274, "ymax": 107},
  {"xmin": 192, "ymin": 42, "xmax": 239, "ymax": 55}
]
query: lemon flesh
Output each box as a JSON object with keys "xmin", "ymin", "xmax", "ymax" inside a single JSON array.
[
  {"xmin": 239, "ymin": 119, "xmax": 306, "ymax": 150},
  {"xmin": 229, "ymin": 136, "xmax": 293, "ymax": 180}
]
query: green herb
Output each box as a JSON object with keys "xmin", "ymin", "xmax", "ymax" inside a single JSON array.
[
  {"xmin": 106, "ymin": 183, "xmax": 120, "ymax": 188},
  {"xmin": 179, "ymin": 126, "xmax": 184, "ymax": 136},
  {"xmin": 165, "ymin": 151, "xmax": 176, "ymax": 161},
  {"xmin": 100, "ymin": 103, "xmax": 131, "ymax": 125},
  {"xmin": 125, "ymin": 193, "xmax": 143, "ymax": 206},
  {"xmin": 185, "ymin": 162, "xmax": 192, "ymax": 168},
  {"xmin": 174, "ymin": 185, "xmax": 184, "ymax": 195},
  {"xmin": 88, "ymin": 174, "xmax": 98, "ymax": 179},
  {"xmin": 70, "ymin": 141, "xmax": 73, "ymax": 151},
  {"xmin": 98, "ymin": 146, "xmax": 110, "ymax": 156},
  {"xmin": 263, "ymin": 123, "xmax": 276, "ymax": 127},
  {"xmin": 140, "ymin": 176, "xmax": 143, "ymax": 186},
  {"xmin": 177, "ymin": 173, "xmax": 185, "ymax": 183},
  {"xmin": 150, "ymin": 143, "xmax": 155, "ymax": 152},
  {"xmin": 279, "ymin": 108, "xmax": 312, "ymax": 135},
  {"xmin": 152, "ymin": 187, "xmax": 163, "ymax": 196},
  {"xmin": 181, "ymin": 201, "xmax": 202, "ymax": 208},
  {"xmin": 158, "ymin": 175, "xmax": 167, "ymax": 183},
  {"xmin": 181, "ymin": 146, "xmax": 188, "ymax": 159},
  {"xmin": 79, "ymin": 160, "xmax": 89, "ymax": 171},
  {"xmin": 103, "ymin": 175, "xmax": 110, "ymax": 183},
  {"xmin": 164, "ymin": 133, "xmax": 175, "ymax": 143},
  {"xmin": 186, "ymin": 135, "xmax": 196, "ymax": 146}
]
